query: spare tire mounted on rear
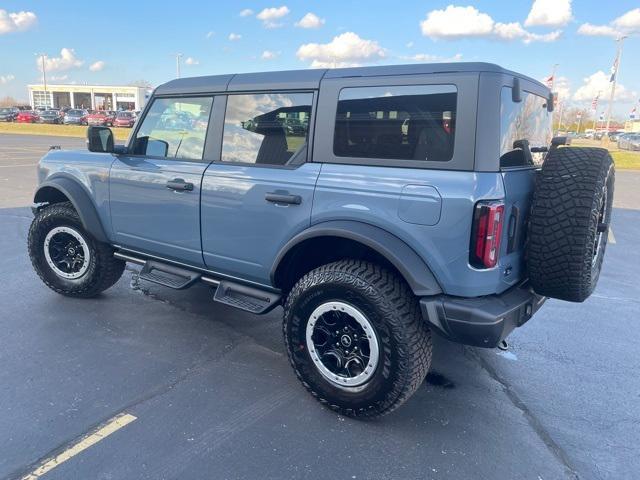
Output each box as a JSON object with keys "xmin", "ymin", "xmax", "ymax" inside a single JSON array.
[{"xmin": 527, "ymin": 147, "xmax": 614, "ymax": 302}]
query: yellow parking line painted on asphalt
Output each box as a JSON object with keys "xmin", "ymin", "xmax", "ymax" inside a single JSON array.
[
  {"xmin": 20, "ymin": 413, "xmax": 137, "ymax": 480},
  {"xmin": 608, "ymin": 228, "xmax": 616, "ymax": 244}
]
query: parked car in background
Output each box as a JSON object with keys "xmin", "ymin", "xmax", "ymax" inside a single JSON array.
[
  {"xmin": 86, "ymin": 110, "xmax": 116, "ymax": 126},
  {"xmin": 618, "ymin": 133, "xmax": 640, "ymax": 151},
  {"xmin": 63, "ymin": 109, "xmax": 88, "ymax": 125},
  {"xmin": 0, "ymin": 107, "xmax": 19, "ymax": 122},
  {"xmin": 39, "ymin": 110, "xmax": 63, "ymax": 124},
  {"xmin": 16, "ymin": 110, "xmax": 40, "ymax": 123},
  {"xmin": 113, "ymin": 111, "xmax": 135, "ymax": 127}
]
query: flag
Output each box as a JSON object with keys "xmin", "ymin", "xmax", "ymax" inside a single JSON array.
[
  {"xmin": 545, "ymin": 75, "xmax": 554, "ymax": 88},
  {"xmin": 591, "ymin": 93, "xmax": 599, "ymax": 111},
  {"xmin": 610, "ymin": 56, "xmax": 619, "ymax": 82}
]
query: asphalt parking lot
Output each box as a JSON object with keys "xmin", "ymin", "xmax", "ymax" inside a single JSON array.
[{"xmin": 0, "ymin": 133, "xmax": 638, "ymax": 480}]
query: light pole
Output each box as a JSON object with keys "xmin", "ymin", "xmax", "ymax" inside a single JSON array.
[
  {"xmin": 175, "ymin": 53, "xmax": 183, "ymax": 79},
  {"xmin": 35, "ymin": 53, "xmax": 48, "ymax": 108},
  {"xmin": 603, "ymin": 36, "xmax": 627, "ymax": 144}
]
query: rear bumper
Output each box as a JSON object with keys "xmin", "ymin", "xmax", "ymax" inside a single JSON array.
[{"xmin": 420, "ymin": 284, "xmax": 546, "ymax": 348}]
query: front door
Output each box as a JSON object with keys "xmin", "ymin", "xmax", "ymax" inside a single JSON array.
[
  {"xmin": 110, "ymin": 95, "xmax": 215, "ymax": 266},
  {"xmin": 200, "ymin": 92, "xmax": 319, "ymax": 286}
]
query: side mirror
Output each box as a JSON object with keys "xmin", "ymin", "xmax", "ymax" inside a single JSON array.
[
  {"xmin": 87, "ymin": 126, "xmax": 114, "ymax": 153},
  {"xmin": 547, "ymin": 92, "xmax": 555, "ymax": 112}
]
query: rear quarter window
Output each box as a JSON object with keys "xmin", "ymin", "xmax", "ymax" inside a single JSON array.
[{"xmin": 334, "ymin": 85, "xmax": 457, "ymax": 162}]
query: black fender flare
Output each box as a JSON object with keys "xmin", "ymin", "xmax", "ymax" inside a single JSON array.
[
  {"xmin": 270, "ymin": 220, "xmax": 442, "ymax": 296},
  {"xmin": 34, "ymin": 177, "xmax": 109, "ymax": 243}
]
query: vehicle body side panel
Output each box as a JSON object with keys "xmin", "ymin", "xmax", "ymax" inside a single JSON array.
[
  {"xmin": 312, "ymin": 165, "xmax": 506, "ymax": 297},
  {"xmin": 36, "ymin": 149, "xmax": 114, "ymax": 240}
]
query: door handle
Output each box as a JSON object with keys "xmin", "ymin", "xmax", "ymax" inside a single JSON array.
[
  {"xmin": 166, "ymin": 178, "xmax": 194, "ymax": 191},
  {"xmin": 265, "ymin": 192, "xmax": 302, "ymax": 205}
]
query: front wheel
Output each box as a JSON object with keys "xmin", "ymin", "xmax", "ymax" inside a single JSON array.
[
  {"xmin": 28, "ymin": 202, "xmax": 125, "ymax": 297},
  {"xmin": 283, "ymin": 260, "xmax": 432, "ymax": 418}
]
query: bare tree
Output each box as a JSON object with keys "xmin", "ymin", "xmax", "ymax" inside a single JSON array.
[{"xmin": 0, "ymin": 96, "xmax": 18, "ymax": 107}]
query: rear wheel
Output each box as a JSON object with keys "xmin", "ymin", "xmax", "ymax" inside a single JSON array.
[
  {"xmin": 528, "ymin": 147, "xmax": 614, "ymax": 302},
  {"xmin": 283, "ymin": 260, "xmax": 432, "ymax": 418},
  {"xmin": 28, "ymin": 202, "xmax": 125, "ymax": 297}
]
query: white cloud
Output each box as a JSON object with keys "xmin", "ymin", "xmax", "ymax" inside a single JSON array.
[
  {"xmin": 0, "ymin": 74, "xmax": 15, "ymax": 84},
  {"xmin": 0, "ymin": 9, "xmax": 37, "ymax": 35},
  {"xmin": 38, "ymin": 48, "xmax": 84, "ymax": 72},
  {"xmin": 184, "ymin": 57, "xmax": 199, "ymax": 66},
  {"xmin": 613, "ymin": 8, "xmax": 640, "ymax": 32},
  {"xmin": 578, "ymin": 8, "xmax": 640, "ymax": 37},
  {"xmin": 89, "ymin": 60, "xmax": 105, "ymax": 72},
  {"xmin": 525, "ymin": 0, "xmax": 572, "ymax": 27},
  {"xmin": 228, "ymin": 33, "xmax": 242, "ymax": 41},
  {"xmin": 239, "ymin": 8, "xmax": 254, "ymax": 17},
  {"xmin": 297, "ymin": 32, "xmax": 385, "ymax": 68},
  {"xmin": 494, "ymin": 22, "xmax": 561, "ymax": 43},
  {"xmin": 256, "ymin": 6, "xmax": 289, "ymax": 28},
  {"xmin": 573, "ymin": 71, "xmax": 637, "ymax": 103},
  {"xmin": 49, "ymin": 74, "xmax": 68, "ymax": 82},
  {"xmin": 295, "ymin": 12, "xmax": 325, "ymax": 29},
  {"xmin": 261, "ymin": 50, "xmax": 279, "ymax": 60},
  {"xmin": 577, "ymin": 23, "xmax": 620, "ymax": 37},
  {"xmin": 406, "ymin": 41, "xmax": 414, "ymax": 48},
  {"xmin": 205, "ymin": 30, "xmax": 214, "ymax": 39},
  {"xmin": 420, "ymin": 6, "xmax": 494, "ymax": 39},
  {"xmin": 420, "ymin": 5, "xmax": 562, "ymax": 43},
  {"xmin": 404, "ymin": 53, "xmax": 463, "ymax": 62}
]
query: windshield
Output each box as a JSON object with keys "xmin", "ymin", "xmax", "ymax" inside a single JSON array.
[
  {"xmin": 117, "ymin": 112, "xmax": 132, "ymax": 118},
  {"xmin": 500, "ymin": 87, "xmax": 552, "ymax": 167},
  {"xmin": 0, "ymin": 108, "xmax": 11, "ymax": 113}
]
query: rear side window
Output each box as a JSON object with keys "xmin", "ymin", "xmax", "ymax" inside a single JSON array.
[
  {"xmin": 500, "ymin": 87, "xmax": 552, "ymax": 167},
  {"xmin": 334, "ymin": 85, "xmax": 457, "ymax": 162},
  {"xmin": 132, "ymin": 96, "xmax": 213, "ymax": 160},
  {"xmin": 221, "ymin": 93, "xmax": 313, "ymax": 166}
]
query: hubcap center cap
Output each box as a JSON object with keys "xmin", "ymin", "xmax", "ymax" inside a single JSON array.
[{"xmin": 340, "ymin": 335, "xmax": 352, "ymax": 347}]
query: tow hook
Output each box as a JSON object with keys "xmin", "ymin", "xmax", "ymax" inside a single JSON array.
[{"xmin": 497, "ymin": 339, "xmax": 509, "ymax": 351}]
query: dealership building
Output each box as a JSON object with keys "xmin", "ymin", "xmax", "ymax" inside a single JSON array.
[{"xmin": 27, "ymin": 84, "xmax": 151, "ymax": 111}]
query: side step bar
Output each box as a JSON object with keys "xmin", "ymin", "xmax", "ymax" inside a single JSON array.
[
  {"xmin": 139, "ymin": 260, "xmax": 201, "ymax": 290},
  {"xmin": 113, "ymin": 251, "xmax": 281, "ymax": 314},
  {"xmin": 213, "ymin": 281, "xmax": 280, "ymax": 314}
]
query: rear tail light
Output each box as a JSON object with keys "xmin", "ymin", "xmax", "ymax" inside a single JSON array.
[{"xmin": 470, "ymin": 201, "xmax": 505, "ymax": 269}]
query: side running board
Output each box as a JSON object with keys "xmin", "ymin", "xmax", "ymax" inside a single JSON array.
[
  {"xmin": 138, "ymin": 260, "xmax": 201, "ymax": 290},
  {"xmin": 213, "ymin": 281, "xmax": 281, "ymax": 314}
]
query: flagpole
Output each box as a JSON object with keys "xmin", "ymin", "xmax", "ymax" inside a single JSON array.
[{"xmin": 603, "ymin": 36, "xmax": 627, "ymax": 143}]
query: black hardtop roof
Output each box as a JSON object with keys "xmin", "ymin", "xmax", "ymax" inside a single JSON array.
[{"xmin": 154, "ymin": 62, "xmax": 545, "ymax": 95}]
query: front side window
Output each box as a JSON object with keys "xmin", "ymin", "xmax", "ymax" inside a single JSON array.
[
  {"xmin": 132, "ymin": 96, "xmax": 213, "ymax": 160},
  {"xmin": 221, "ymin": 93, "xmax": 313, "ymax": 166},
  {"xmin": 500, "ymin": 87, "xmax": 552, "ymax": 167},
  {"xmin": 334, "ymin": 85, "xmax": 457, "ymax": 162}
]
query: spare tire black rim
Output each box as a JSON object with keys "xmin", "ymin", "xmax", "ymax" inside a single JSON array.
[
  {"xmin": 592, "ymin": 185, "xmax": 609, "ymax": 268},
  {"xmin": 306, "ymin": 301, "xmax": 379, "ymax": 387}
]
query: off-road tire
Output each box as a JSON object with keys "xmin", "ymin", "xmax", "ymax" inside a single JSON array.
[
  {"xmin": 528, "ymin": 147, "xmax": 614, "ymax": 302},
  {"xmin": 28, "ymin": 202, "xmax": 125, "ymax": 297},
  {"xmin": 283, "ymin": 260, "xmax": 432, "ymax": 419}
]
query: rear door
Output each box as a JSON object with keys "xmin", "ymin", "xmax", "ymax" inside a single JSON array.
[
  {"xmin": 200, "ymin": 92, "xmax": 320, "ymax": 285},
  {"xmin": 495, "ymin": 79, "xmax": 552, "ymax": 288},
  {"xmin": 109, "ymin": 95, "xmax": 215, "ymax": 266}
]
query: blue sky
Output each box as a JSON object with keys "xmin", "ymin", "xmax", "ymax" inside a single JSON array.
[{"xmin": 1, "ymin": 1, "xmax": 639, "ymax": 117}]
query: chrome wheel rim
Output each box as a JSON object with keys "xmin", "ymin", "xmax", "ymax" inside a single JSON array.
[
  {"xmin": 44, "ymin": 226, "xmax": 90, "ymax": 279},
  {"xmin": 306, "ymin": 301, "xmax": 379, "ymax": 388}
]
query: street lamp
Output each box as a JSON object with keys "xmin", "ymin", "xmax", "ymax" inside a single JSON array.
[
  {"xmin": 175, "ymin": 53, "xmax": 183, "ymax": 79},
  {"xmin": 34, "ymin": 53, "xmax": 48, "ymax": 108}
]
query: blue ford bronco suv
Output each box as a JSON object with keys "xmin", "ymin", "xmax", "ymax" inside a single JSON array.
[{"xmin": 28, "ymin": 63, "xmax": 614, "ymax": 418}]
